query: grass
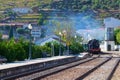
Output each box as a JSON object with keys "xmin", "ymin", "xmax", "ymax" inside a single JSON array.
[
  {"xmin": 12, "ymin": 19, "xmax": 38, "ymax": 23},
  {"xmin": 0, "ymin": 0, "xmax": 52, "ymax": 10},
  {"xmin": 0, "ymin": 0, "xmax": 53, "ymax": 20},
  {"xmin": 20, "ymin": 14, "xmax": 40, "ymax": 18}
]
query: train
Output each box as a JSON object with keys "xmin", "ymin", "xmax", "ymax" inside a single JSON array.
[{"xmin": 87, "ymin": 39, "xmax": 101, "ymax": 54}]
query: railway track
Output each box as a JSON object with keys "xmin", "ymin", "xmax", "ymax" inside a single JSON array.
[
  {"xmin": 6, "ymin": 55, "xmax": 120, "ymax": 80},
  {"xmin": 39, "ymin": 57, "xmax": 111, "ymax": 80},
  {"xmin": 111, "ymin": 60, "xmax": 120, "ymax": 80},
  {"xmin": 77, "ymin": 58, "xmax": 120, "ymax": 80},
  {"xmin": 37, "ymin": 57, "xmax": 120, "ymax": 80}
]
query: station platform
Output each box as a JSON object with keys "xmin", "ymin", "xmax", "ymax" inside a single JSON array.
[
  {"xmin": 0, "ymin": 55, "xmax": 85, "ymax": 79},
  {"xmin": 103, "ymin": 51, "xmax": 120, "ymax": 54},
  {"xmin": 0, "ymin": 56, "xmax": 73, "ymax": 70},
  {"xmin": 102, "ymin": 51, "xmax": 120, "ymax": 57}
]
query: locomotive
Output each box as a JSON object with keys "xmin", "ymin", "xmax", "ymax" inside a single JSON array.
[{"xmin": 87, "ymin": 39, "xmax": 101, "ymax": 54}]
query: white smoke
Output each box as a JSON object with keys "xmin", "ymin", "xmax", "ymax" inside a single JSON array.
[
  {"xmin": 104, "ymin": 17, "xmax": 120, "ymax": 28},
  {"xmin": 76, "ymin": 28, "xmax": 105, "ymax": 41}
]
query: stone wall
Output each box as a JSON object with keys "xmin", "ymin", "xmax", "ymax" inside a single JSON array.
[{"xmin": 0, "ymin": 56, "xmax": 81, "ymax": 79}]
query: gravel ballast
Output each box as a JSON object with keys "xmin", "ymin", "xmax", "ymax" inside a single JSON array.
[
  {"xmin": 83, "ymin": 58, "xmax": 118, "ymax": 80},
  {"xmin": 41, "ymin": 58, "xmax": 107, "ymax": 80},
  {"xmin": 111, "ymin": 62, "xmax": 120, "ymax": 80}
]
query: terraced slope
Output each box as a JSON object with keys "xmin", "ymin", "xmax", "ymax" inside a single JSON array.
[
  {"xmin": 48, "ymin": 0, "xmax": 120, "ymax": 18},
  {"xmin": 0, "ymin": 0, "xmax": 120, "ymax": 21},
  {"xmin": 0, "ymin": 0, "xmax": 52, "ymax": 10}
]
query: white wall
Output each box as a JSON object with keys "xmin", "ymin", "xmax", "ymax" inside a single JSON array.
[
  {"xmin": 12, "ymin": 8, "xmax": 33, "ymax": 14},
  {"xmin": 104, "ymin": 41, "xmax": 115, "ymax": 51},
  {"xmin": 100, "ymin": 44, "xmax": 105, "ymax": 51}
]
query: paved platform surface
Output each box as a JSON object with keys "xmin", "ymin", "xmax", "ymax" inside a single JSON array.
[
  {"xmin": 0, "ymin": 56, "xmax": 73, "ymax": 70},
  {"xmin": 103, "ymin": 51, "xmax": 120, "ymax": 54},
  {"xmin": 102, "ymin": 51, "xmax": 120, "ymax": 57}
]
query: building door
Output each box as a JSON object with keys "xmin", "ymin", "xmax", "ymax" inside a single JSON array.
[{"xmin": 107, "ymin": 45, "xmax": 111, "ymax": 51}]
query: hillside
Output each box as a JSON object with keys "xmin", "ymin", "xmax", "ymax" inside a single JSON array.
[
  {"xmin": 48, "ymin": 0, "xmax": 120, "ymax": 19},
  {"xmin": 0, "ymin": 0, "xmax": 52, "ymax": 19},
  {"xmin": 0, "ymin": 0, "xmax": 52, "ymax": 10},
  {"xmin": 0, "ymin": 0, "xmax": 120, "ymax": 21}
]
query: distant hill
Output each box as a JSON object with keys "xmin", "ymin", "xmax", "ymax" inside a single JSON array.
[
  {"xmin": 0, "ymin": 0, "xmax": 52, "ymax": 19},
  {"xmin": 0, "ymin": 0, "xmax": 52, "ymax": 10},
  {"xmin": 48, "ymin": 0, "xmax": 120, "ymax": 19},
  {"xmin": 0, "ymin": 0, "xmax": 120, "ymax": 20}
]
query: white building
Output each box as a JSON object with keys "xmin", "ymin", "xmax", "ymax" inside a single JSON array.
[
  {"xmin": 35, "ymin": 35, "xmax": 66, "ymax": 46},
  {"xmin": 31, "ymin": 25, "xmax": 41, "ymax": 38},
  {"xmin": 23, "ymin": 24, "xmax": 41, "ymax": 40},
  {"xmin": 12, "ymin": 7, "xmax": 33, "ymax": 14},
  {"xmin": 104, "ymin": 27, "xmax": 115, "ymax": 51},
  {"xmin": 103, "ymin": 17, "xmax": 120, "ymax": 51}
]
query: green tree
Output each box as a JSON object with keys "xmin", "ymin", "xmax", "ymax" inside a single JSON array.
[
  {"xmin": 40, "ymin": 26, "xmax": 46, "ymax": 38},
  {"xmin": 0, "ymin": 40, "xmax": 8, "ymax": 57},
  {"xmin": 70, "ymin": 42, "xmax": 84, "ymax": 54},
  {"xmin": 0, "ymin": 33, "xmax": 2, "ymax": 41},
  {"xmin": 45, "ymin": 42, "xmax": 65, "ymax": 56},
  {"xmin": 18, "ymin": 38, "xmax": 29, "ymax": 59},
  {"xmin": 114, "ymin": 28, "xmax": 120, "ymax": 44},
  {"xmin": 2, "ymin": 39, "xmax": 28, "ymax": 62},
  {"xmin": 81, "ymin": 5, "xmax": 88, "ymax": 11},
  {"xmin": 52, "ymin": 20, "xmax": 76, "ymax": 54},
  {"xmin": 40, "ymin": 45, "xmax": 51, "ymax": 57},
  {"xmin": 15, "ymin": 42, "xmax": 26, "ymax": 61},
  {"xmin": 16, "ymin": 28, "xmax": 29, "ymax": 35},
  {"xmin": 38, "ymin": 13, "xmax": 46, "ymax": 25},
  {"xmin": 6, "ymin": 39, "xmax": 17, "ymax": 62},
  {"xmin": 32, "ymin": 46, "xmax": 42, "ymax": 59},
  {"xmin": 116, "ymin": 32, "xmax": 120, "ymax": 44},
  {"xmin": 5, "ymin": 8, "xmax": 18, "ymax": 20},
  {"xmin": 52, "ymin": 20, "xmax": 75, "ymax": 44},
  {"xmin": 38, "ymin": 13, "xmax": 47, "ymax": 38},
  {"xmin": 9, "ymin": 27, "xmax": 14, "ymax": 39},
  {"xmin": 17, "ymin": 28, "xmax": 26, "ymax": 34}
]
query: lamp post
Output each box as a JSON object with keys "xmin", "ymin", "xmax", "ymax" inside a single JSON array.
[
  {"xmin": 75, "ymin": 35, "xmax": 77, "ymax": 38},
  {"xmin": 59, "ymin": 32, "xmax": 62, "ymax": 56},
  {"xmin": 75, "ymin": 35, "xmax": 77, "ymax": 42},
  {"xmin": 28, "ymin": 24, "xmax": 32, "ymax": 60},
  {"xmin": 51, "ymin": 42, "xmax": 54, "ymax": 56}
]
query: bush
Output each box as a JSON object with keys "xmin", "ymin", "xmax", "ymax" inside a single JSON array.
[
  {"xmin": 45, "ymin": 42, "xmax": 65, "ymax": 56},
  {"xmin": 15, "ymin": 43, "xmax": 26, "ymax": 61},
  {"xmin": 0, "ymin": 39, "xmax": 67, "ymax": 62},
  {"xmin": 70, "ymin": 42, "xmax": 84, "ymax": 54},
  {"xmin": 0, "ymin": 38, "xmax": 53, "ymax": 62},
  {"xmin": 18, "ymin": 38, "xmax": 29, "ymax": 59},
  {"xmin": 0, "ymin": 41, "xmax": 8, "ymax": 58},
  {"xmin": 32, "ymin": 46, "xmax": 42, "ymax": 59},
  {"xmin": 4, "ymin": 39, "xmax": 17, "ymax": 62},
  {"xmin": 40, "ymin": 45, "xmax": 51, "ymax": 57},
  {"xmin": 0, "ymin": 39, "xmax": 27, "ymax": 62}
]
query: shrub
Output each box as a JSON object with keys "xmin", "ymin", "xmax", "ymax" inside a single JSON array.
[
  {"xmin": 70, "ymin": 42, "xmax": 84, "ymax": 54},
  {"xmin": 45, "ymin": 42, "xmax": 65, "ymax": 56},
  {"xmin": 15, "ymin": 43, "xmax": 26, "ymax": 61},
  {"xmin": 32, "ymin": 46, "xmax": 42, "ymax": 59},
  {"xmin": 40, "ymin": 45, "xmax": 51, "ymax": 57}
]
